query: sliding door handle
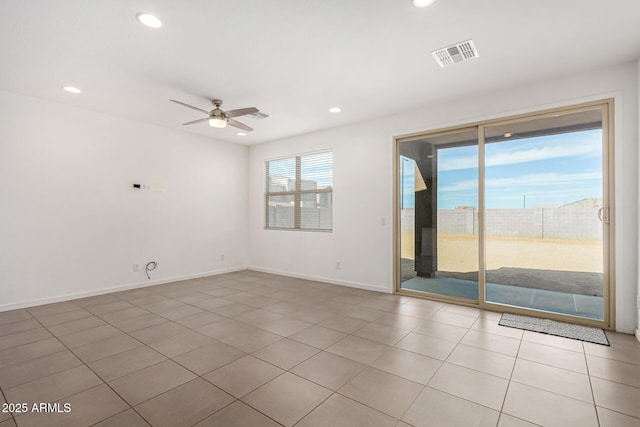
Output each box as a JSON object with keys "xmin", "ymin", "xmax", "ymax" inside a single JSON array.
[{"xmin": 598, "ymin": 207, "xmax": 609, "ymax": 224}]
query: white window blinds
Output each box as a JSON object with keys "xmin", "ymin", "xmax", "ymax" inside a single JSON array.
[{"xmin": 265, "ymin": 151, "xmax": 333, "ymax": 231}]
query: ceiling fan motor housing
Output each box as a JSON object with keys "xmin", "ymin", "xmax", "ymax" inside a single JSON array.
[{"xmin": 169, "ymin": 98, "xmax": 256, "ymax": 132}]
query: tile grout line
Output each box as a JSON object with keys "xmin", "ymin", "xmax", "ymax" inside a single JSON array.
[
  {"xmin": 582, "ymin": 341, "xmax": 602, "ymax": 426},
  {"xmin": 287, "ymin": 388, "xmax": 334, "ymax": 426},
  {"xmin": 508, "ymin": 335, "xmax": 606, "ymax": 410},
  {"xmin": 234, "ymin": 310, "xmax": 427, "ymax": 425},
  {"xmin": 101, "ymin": 276, "xmax": 335, "ymax": 426},
  {"xmin": 26, "ymin": 312, "xmax": 156, "ymax": 426},
  {"xmin": 0, "ymin": 384, "xmax": 18, "ymax": 426},
  {"xmin": 394, "ymin": 382, "xmax": 427, "ymax": 424},
  {"xmin": 103, "ymin": 320, "xmax": 284, "ymax": 425},
  {"xmin": 394, "ymin": 317, "xmax": 480, "ymax": 422},
  {"xmin": 86, "ymin": 407, "xmax": 130, "ymax": 427},
  {"xmin": 79, "ymin": 305, "xmax": 288, "ymax": 425},
  {"xmin": 232, "ymin": 323, "xmax": 402, "ymax": 424},
  {"xmin": 495, "ymin": 326, "xmax": 525, "ymax": 425},
  {"xmin": 74, "ymin": 317, "xmax": 254, "ymax": 425},
  {"xmin": 292, "ymin": 392, "xmax": 398, "ymax": 427}
]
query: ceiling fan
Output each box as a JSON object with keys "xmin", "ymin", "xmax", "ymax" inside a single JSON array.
[{"xmin": 169, "ymin": 98, "xmax": 258, "ymax": 132}]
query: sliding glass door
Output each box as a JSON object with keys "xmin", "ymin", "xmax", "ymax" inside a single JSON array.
[
  {"xmin": 398, "ymin": 128, "xmax": 479, "ymax": 303},
  {"xmin": 481, "ymin": 107, "xmax": 610, "ymax": 322},
  {"xmin": 396, "ymin": 101, "xmax": 613, "ymax": 326}
]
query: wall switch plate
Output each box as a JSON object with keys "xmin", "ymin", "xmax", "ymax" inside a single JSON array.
[
  {"xmin": 220, "ymin": 254, "xmax": 225, "ymax": 261},
  {"xmin": 335, "ymin": 261, "xmax": 341, "ymax": 270}
]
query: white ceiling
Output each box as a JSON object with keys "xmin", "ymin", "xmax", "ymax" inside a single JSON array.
[{"xmin": 2, "ymin": 0, "xmax": 640, "ymax": 145}]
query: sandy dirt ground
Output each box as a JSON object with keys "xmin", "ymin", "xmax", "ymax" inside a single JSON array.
[{"xmin": 401, "ymin": 232, "xmax": 603, "ymax": 274}]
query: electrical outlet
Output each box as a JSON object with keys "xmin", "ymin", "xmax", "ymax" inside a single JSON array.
[
  {"xmin": 335, "ymin": 261, "xmax": 341, "ymax": 270},
  {"xmin": 133, "ymin": 263, "xmax": 139, "ymax": 272},
  {"xmin": 220, "ymin": 254, "xmax": 225, "ymax": 261}
]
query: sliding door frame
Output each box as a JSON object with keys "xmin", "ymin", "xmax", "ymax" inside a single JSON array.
[
  {"xmin": 394, "ymin": 98, "xmax": 615, "ymax": 329},
  {"xmin": 393, "ymin": 126, "xmax": 479, "ymax": 304}
]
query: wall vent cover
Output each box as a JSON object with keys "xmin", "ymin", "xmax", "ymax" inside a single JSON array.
[
  {"xmin": 249, "ymin": 111, "xmax": 271, "ymax": 120},
  {"xmin": 432, "ymin": 39, "xmax": 479, "ymax": 68}
]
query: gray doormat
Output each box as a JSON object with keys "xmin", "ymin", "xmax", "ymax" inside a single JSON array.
[{"xmin": 499, "ymin": 313, "xmax": 609, "ymax": 346}]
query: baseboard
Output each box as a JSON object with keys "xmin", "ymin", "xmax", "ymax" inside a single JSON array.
[
  {"xmin": 0, "ymin": 265, "xmax": 248, "ymax": 313},
  {"xmin": 248, "ymin": 266, "xmax": 392, "ymax": 294}
]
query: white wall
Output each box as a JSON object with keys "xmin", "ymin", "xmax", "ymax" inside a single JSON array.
[
  {"xmin": 250, "ymin": 122, "xmax": 394, "ymax": 293},
  {"xmin": 249, "ymin": 61, "xmax": 639, "ymax": 333},
  {"xmin": 0, "ymin": 90, "xmax": 249, "ymax": 311}
]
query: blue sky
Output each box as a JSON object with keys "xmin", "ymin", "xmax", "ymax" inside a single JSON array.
[{"xmin": 401, "ymin": 129, "xmax": 603, "ymax": 209}]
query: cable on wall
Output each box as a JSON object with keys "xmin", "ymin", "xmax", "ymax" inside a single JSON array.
[{"xmin": 145, "ymin": 261, "xmax": 157, "ymax": 279}]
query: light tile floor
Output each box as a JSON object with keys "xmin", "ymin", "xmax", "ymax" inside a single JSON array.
[{"xmin": 0, "ymin": 270, "xmax": 639, "ymax": 426}]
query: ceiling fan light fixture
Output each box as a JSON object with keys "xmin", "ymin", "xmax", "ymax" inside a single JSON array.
[
  {"xmin": 136, "ymin": 13, "xmax": 162, "ymax": 28},
  {"xmin": 209, "ymin": 117, "xmax": 227, "ymax": 128},
  {"xmin": 170, "ymin": 99, "xmax": 255, "ymax": 132},
  {"xmin": 413, "ymin": 0, "xmax": 437, "ymax": 7}
]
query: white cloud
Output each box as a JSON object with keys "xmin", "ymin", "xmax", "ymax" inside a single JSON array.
[
  {"xmin": 439, "ymin": 179, "xmax": 478, "ymax": 192},
  {"xmin": 438, "ymin": 131, "xmax": 601, "ymax": 172},
  {"xmin": 440, "ymin": 171, "xmax": 601, "ymax": 192}
]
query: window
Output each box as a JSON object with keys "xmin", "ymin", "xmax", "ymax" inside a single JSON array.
[{"xmin": 265, "ymin": 151, "xmax": 333, "ymax": 231}]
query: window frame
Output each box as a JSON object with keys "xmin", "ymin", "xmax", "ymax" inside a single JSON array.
[{"xmin": 264, "ymin": 150, "xmax": 333, "ymax": 232}]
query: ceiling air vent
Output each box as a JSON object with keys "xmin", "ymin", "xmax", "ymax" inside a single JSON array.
[
  {"xmin": 432, "ymin": 39, "xmax": 479, "ymax": 68},
  {"xmin": 248, "ymin": 111, "xmax": 271, "ymax": 120}
]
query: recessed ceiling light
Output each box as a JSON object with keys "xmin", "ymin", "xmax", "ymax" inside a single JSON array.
[
  {"xmin": 237, "ymin": 132, "xmax": 247, "ymax": 136},
  {"xmin": 136, "ymin": 13, "xmax": 162, "ymax": 28},
  {"xmin": 63, "ymin": 86, "xmax": 81, "ymax": 94},
  {"xmin": 329, "ymin": 107, "xmax": 341, "ymax": 113},
  {"xmin": 413, "ymin": 0, "xmax": 437, "ymax": 7}
]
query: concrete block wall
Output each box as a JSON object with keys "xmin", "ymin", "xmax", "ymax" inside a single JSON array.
[
  {"xmin": 401, "ymin": 208, "xmax": 602, "ymax": 240},
  {"xmin": 437, "ymin": 209, "xmax": 477, "ymax": 234},
  {"xmin": 485, "ymin": 209, "xmax": 540, "ymax": 238},
  {"xmin": 541, "ymin": 208, "xmax": 603, "ymax": 240},
  {"xmin": 268, "ymin": 205, "xmax": 332, "ymax": 229}
]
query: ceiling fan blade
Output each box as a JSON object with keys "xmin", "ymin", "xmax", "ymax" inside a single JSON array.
[
  {"xmin": 227, "ymin": 118, "xmax": 254, "ymax": 132},
  {"xmin": 226, "ymin": 107, "xmax": 259, "ymax": 118},
  {"xmin": 169, "ymin": 99, "xmax": 209, "ymax": 114},
  {"xmin": 181, "ymin": 117, "xmax": 210, "ymax": 126}
]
